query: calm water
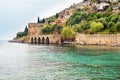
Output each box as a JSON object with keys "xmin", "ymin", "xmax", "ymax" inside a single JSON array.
[{"xmin": 0, "ymin": 41, "xmax": 120, "ymax": 80}]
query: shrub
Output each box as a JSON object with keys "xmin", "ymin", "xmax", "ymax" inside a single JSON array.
[
  {"xmin": 90, "ymin": 22, "xmax": 104, "ymax": 33},
  {"xmin": 61, "ymin": 27, "xmax": 75, "ymax": 41}
]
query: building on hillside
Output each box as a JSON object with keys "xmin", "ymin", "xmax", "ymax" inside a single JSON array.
[
  {"xmin": 98, "ymin": 0, "xmax": 118, "ymax": 2},
  {"xmin": 55, "ymin": 17, "xmax": 63, "ymax": 24},
  {"xmin": 93, "ymin": 2, "xmax": 110, "ymax": 11},
  {"xmin": 112, "ymin": 3, "xmax": 120, "ymax": 13}
]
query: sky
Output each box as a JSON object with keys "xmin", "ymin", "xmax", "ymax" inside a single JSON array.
[{"xmin": 0, "ymin": 0, "xmax": 82, "ymax": 40}]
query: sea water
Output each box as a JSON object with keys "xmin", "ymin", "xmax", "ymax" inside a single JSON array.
[{"xmin": 0, "ymin": 41, "xmax": 120, "ymax": 80}]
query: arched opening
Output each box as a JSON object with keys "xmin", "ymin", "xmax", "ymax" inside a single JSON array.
[
  {"xmin": 46, "ymin": 37, "xmax": 50, "ymax": 44},
  {"xmin": 31, "ymin": 37, "xmax": 33, "ymax": 44},
  {"xmin": 38, "ymin": 37, "xmax": 41, "ymax": 44},
  {"xmin": 34, "ymin": 37, "xmax": 37, "ymax": 44},
  {"xmin": 42, "ymin": 37, "xmax": 45, "ymax": 44}
]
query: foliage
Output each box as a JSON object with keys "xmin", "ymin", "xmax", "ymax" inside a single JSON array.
[
  {"xmin": 16, "ymin": 26, "xmax": 28, "ymax": 38},
  {"xmin": 106, "ymin": 6, "xmax": 112, "ymax": 12},
  {"xmin": 37, "ymin": 17, "xmax": 46, "ymax": 23},
  {"xmin": 90, "ymin": 0, "xmax": 97, "ymax": 2},
  {"xmin": 37, "ymin": 17, "xmax": 40, "ymax": 23},
  {"xmin": 66, "ymin": 9, "xmax": 120, "ymax": 34},
  {"xmin": 111, "ymin": 14, "xmax": 118, "ymax": 22},
  {"xmin": 119, "ymin": 0, "xmax": 120, "ymax": 2},
  {"xmin": 42, "ymin": 24, "xmax": 62, "ymax": 34},
  {"xmin": 55, "ymin": 13, "xmax": 59, "ymax": 18},
  {"xmin": 42, "ymin": 24, "xmax": 51, "ymax": 34},
  {"xmin": 47, "ymin": 16, "xmax": 56, "ymax": 24},
  {"xmin": 107, "ymin": 21, "xmax": 114, "ymax": 28},
  {"xmin": 90, "ymin": 22, "xmax": 104, "ymax": 33},
  {"xmin": 42, "ymin": 18, "xmax": 45, "ymax": 23},
  {"xmin": 67, "ymin": 11, "xmax": 87, "ymax": 26},
  {"xmin": 50, "ymin": 24, "xmax": 62, "ymax": 34},
  {"xmin": 116, "ymin": 22, "xmax": 120, "ymax": 32},
  {"xmin": 24, "ymin": 26, "xmax": 28, "ymax": 34},
  {"xmin": 61, "ymin": 27, "xmax": 75, "ymax": 41},
  {"xmin": 72, "ymin": 21, "xmax": 90, "ymax": 33},
  {"xmin": 16, "ymin": 32, "xmax": 27, "ymax": 38}
]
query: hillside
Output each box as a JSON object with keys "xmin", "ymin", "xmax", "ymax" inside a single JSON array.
[{"xmin": 14, "ymin": 0, "xmax": 120, "ymax": 42}]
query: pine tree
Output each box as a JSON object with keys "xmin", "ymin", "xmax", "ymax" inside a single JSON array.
[
  {"xmin": 42, "ymin": 18, "xmax": 45, "ymax": 23},
  {"xmin": 24, "ymin": 26, "xmax": 28, "ymax": 34},
  {"xmin": 55, "ymin": 13, "xmax": 59, "ymax": 18},
  {"xmin": 37, "ymin": 17, "xmax": 40, "ymax": 23}
]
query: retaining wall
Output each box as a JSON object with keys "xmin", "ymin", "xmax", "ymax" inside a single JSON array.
[{"xmin": 75, "ymin": 33, "xmax": 120, "ymax": 45}]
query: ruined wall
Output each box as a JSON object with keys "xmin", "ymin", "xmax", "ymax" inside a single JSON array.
[
  {"xmin": 28, "ymin": 23, "xmax": 61, "ymax": 44},
  {"xmin": 28, "ymin": 23, "xmax": 43, "ymax": 36},
  {"xmin": 75, "ymin": 33, "xmax": 120, "ymax": 45},
  {"xmin": 29, "ymin": 34, "xmax": 61, "ymax": 44}
]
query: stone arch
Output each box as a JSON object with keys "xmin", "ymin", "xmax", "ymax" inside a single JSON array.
[
  {"xmin": 46, "ymin": 37, "xmax": 50, "ymax": 44},
  {"xmin": 38, "ymin": 37, "xmax": 41, "ymax": 44},
  {"xmin": 42, "ymin": 37, "xmax": 45, "ymax": 44},
  {"xmin": 34, "ymin": 37, "xmax": 37, "ymax": 44},
  {"xmin": 31, "ymin": 37, "xmax": 34, "ymax": 43}
]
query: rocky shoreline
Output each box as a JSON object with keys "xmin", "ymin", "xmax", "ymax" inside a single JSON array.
[
  {"xmin": 8, "ymin": 40, "xmax": 25, "ymax": 43},
  {"xmin": 8, "ymin": 39, "xmax": 120, "ymax": 47}
]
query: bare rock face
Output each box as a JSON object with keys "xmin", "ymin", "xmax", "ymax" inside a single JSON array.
[{"xmin": 28, "ymin": 23, "xmax": 43, "ymax": 36}]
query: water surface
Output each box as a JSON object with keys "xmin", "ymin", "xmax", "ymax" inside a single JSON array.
[{"xmin": 0, "ymin": 41, "xmax": 120, "ymax": 80}]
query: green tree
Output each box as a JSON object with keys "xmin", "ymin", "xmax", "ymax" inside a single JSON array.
[
  {"xmin": 42, "ymin": 18, "xmax": 45, "ymax": 23},
  {"xmin": 16, "ymin": 32, "xmax": 27, "ymax": 38},
  {"xmin": 116, "ymin": 22, "xmax": 120, "ymax": 32},
  {"xmin": 42, "ymin": 24, "xmax": 51, "ymax": 34},
  {"xmin": 90, "ymin": 22, "xmax": 104, "ymax": 33},
  {"xmin": 61, "ymin": 27, "xmax": 75, "ymax": 41},
  {"xmin": 24, "ymin": 26, "xmax": 28, "ymax": 34},
  {"xmin": 42, "ymin": 26, "xmax": 50, "ymax": 34},
  {"xmin": 50, "ymin": 24, "xmax": 62, "ymax": 34},
  {"xmin": 107, "ymin": 21, "xmax": 114, "ymax": 28},
  {"xmin": 72, "ymin": 24, "xmax": 83, "ymax": 33},
  {"xmin": 55, "ymin": 13, "xmax": 59, "ymax": 18},
  {"xmin": 37, "ymin": 17, "xmax": 40, "ymax": 23},
  {"xmin": 106, "ymin": 6, "xmax": 112, "ymax": 12},
  {"xmin": 47, "ymin": 16, "xmax": 56, "ymax": 24},
  {"xmin": 111, "ymin": 15, "xmax": 118, "ymax": 22}
]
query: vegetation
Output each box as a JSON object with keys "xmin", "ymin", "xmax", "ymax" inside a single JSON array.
[
  {"xmin": 61, "ymin": 27, "xmax": 75, "ymax": 41},
  {"xmin": 41, "ymin": 1, "xmax": 120, "ymax": 41},
  {"xmin": 42, "ymin": 24, "xmax": 51, "ymax": 34},
  {"xmin": 16, "ymin": 26, "xmax": 28, "ymax": 38},
  {"xmin": 66, "ymin": 10, "xmax": 120, "ymax": 34},
  {"xmin": 55, "ymin": 13, "xmax": 59, "ymax": 18},
  {"xmin": 15, "ymin": 0, "xmax": 120, "ymax": 42},
  {"xmin": 47, "ymin": 16, "xmax": 56, "ymax": 24},
  {"xmin": 37, "ymin": 17, "xmax": 46, "ymax": 23},
  {"xmin": 42, "ymin": 24, "xmax": 62, "ymax": 34},
  {"xmin": 90, "ymin": 22, "xmax": 104, "ymax": 33}
]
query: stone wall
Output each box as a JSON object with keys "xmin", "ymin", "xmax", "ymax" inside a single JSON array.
[
  {"xmin": 28, "ymin": 23, "xmax": 43, "ymax": 36},
  {"xmin": 75, "ymin": 33, "xmax": 120, "ymax": 45},
  {"xmin": 29, "ymin": 34, "xmax": 61, "ymax": 44},
  {"xmin": 28, "ymin": 23, "xmax": 120, "ymax": 45}
]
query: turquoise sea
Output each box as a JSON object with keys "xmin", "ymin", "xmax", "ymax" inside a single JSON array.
[{"xmin": 0, "ymin": 41, "xmax": 120, "ymax": 80}]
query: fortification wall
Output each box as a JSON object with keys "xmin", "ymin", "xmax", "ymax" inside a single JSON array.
[
  {"xmin": 29, "ymin": 34, "xmax": 61, "ymax": 44},
  {"xmin": 28, "ymin": 23, "xmax": 43, "ymax": 36},
  {"xmin": 75, "ymin": 33, "xmax": 120, "ymax": 45}
]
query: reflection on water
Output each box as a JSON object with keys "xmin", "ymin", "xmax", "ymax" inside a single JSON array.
[{"xmin": 0, "ymin": 41, "xmax": 120, "ymax": 80}]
